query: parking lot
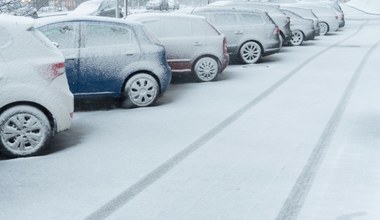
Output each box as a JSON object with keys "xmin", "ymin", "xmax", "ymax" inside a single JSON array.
[{"xmin": 1, "ymin": 15, "xmax": 380, "ymax": 220}]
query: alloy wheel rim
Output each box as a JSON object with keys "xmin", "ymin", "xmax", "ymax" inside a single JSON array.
[
  {"xmin": 242, "ymin": 42, "xmax": 260, "ymax": 64},
  {"xmin": 320, "ymin": 23, "xmax": 328, "ymax": 35},
  {"xmin": 1, "ymin": 113, "xmax": 45, "ymax": 153},
  {"xmin": 291, "ymin": 31, "xmax": 302, "ymax": 45},
  {"xmin": 196, "ymin": 58, "xmax": 218, "ymax": 81}
]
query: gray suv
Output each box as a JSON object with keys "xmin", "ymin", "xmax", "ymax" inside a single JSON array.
[{"xmin": 192, "ymin": 7, "xmax": 281, "ymax": 64}]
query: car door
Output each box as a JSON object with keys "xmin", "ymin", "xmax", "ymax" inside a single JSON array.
[
  {"xmin": 147, "ymin": 18, "xmax": 200, "ymax": 71},
  {"xmin": 200, "ymin": 12, "xmax": 240, "ymax": 54},
  {"xmin": 78, "ymin": 21, "xmax": 140, "ymax": 96},
  {"xmin": 38, "ymin": 22, "xmax": 80, "ymax": 93}
]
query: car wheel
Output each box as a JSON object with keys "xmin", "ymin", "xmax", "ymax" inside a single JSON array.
[
  {"xmin": 239, "ymin": 41, "xmax": 262, "ymax": 64},
  {"xmin": 290, "ymin": 30, "xmax": 304, "ymax": 46},
  {"xmin": 193, "ymin": 57, "xmax": 219, "ymax": 82},
  {"xmin": 122, "ymin": 73, "xmax": 159, "ymax": 108},
  {"xmin": 319, "ymin": 22, "xmax": 329, "ymax": 35},
  {"xmin": 0, "ymin": 105, "xmax": 51, "ymax": 157}
]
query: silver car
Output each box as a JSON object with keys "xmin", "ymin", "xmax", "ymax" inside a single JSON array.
[
  {"xmin": 192, "ymin": 7, "xmax": 281, "ymax": 64},
  {"xmin": 209, "ymin": 1, "xmax": 292, "ymax": 45},
  {"xmin": 292, "ymin": 3, "xmax": 340, "ymax": 35},
  {"xmin": 127, "ymin": 13, "xmax": 229, "ymax": 82},
  {"xmin": 280, "ymin": 8, "xmax": 315, "ymax": 46},
  {"xmin": 280, "ymin": 6, "xmax": 321, "ymax": 36}
]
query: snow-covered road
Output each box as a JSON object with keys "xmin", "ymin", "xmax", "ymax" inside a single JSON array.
[{"xmin": 1, "ymin": 16, "xmax": 380, "ymax": 220}]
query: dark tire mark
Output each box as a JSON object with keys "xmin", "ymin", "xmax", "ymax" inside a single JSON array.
[
  {"xmin": 85, "ymin": 21, "xmax": 370, "ymax": 220},
  {"xmin": 275, "ymin": 39, "xmax": 379, "ymax": 220}
]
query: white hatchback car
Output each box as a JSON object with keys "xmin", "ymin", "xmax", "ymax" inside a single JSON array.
[{"xmin": 0, "ymin": 15, "xmax": 74, "ymax": 158}]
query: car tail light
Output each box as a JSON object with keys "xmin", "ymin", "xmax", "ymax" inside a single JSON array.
[
  {"xmin": 40, "ymin": 62, "xmax": 65, "ymax": 80},
  {"xmin": 273, "ymin": 26, "xmax": 280, "ymax": 36},
  {"xmin": 223, "ymin": 37, "xmax": 228, "ymax": 55}
]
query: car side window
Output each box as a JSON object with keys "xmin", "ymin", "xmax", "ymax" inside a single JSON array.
[
  {"xmin": 38, "ymin": 22, "xmax": 77, "ymax": 49},
  {"xmin": 239, "ymin": 13, "xmax": 265, "ymax": 25},
  {"xmin": 161, "ymin": 18, "xmax": 192, "ymax": 38},
  {"xmin": 142, "ymin": 20, "xmax": 165, "ymax": 38},
  {"xmin": 191, "ymin": 20, "xmax": 218, "ymax": 36},
  {"xmin": 84, "ymin": 23, "xmax": 134, "ymax": 47},
  {"xmin": 209, "ymin": 12, "xmax": 237, "ymax": 26}
]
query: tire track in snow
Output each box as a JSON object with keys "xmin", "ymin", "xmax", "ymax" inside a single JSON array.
[
  {"xmin": 85, "ymin": 21, "xmax": 370, "ymax": 220},
  {"xmin": 275, "ymin": 35, "xmax": 379, "ymax": 220}
]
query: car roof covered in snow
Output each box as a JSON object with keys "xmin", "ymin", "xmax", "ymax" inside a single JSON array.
[
  {"xmin": 126, "ymin": 12, "xmax": 206, "ymax": 21},
  {"xmin": 34, "ymin": 15, "xmax": 142, "ymax": 28}
]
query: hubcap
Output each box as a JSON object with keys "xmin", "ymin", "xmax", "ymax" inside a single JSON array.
[
  {"xmin": 196, "ymin": 58, "xmax": 218, "ymax": 81},
  {"xmin": 241, "ymin": 42, "xmax": 260, "ymax": 64},
  {"xmin": 1, "ymin": 113, "xmax": 44, "ymax": 153},
  {"xmin": 291, "ymin": 31, "xmax": 303, "ymax": 45},
  {"xmin": 129, "ymin": 77, "xmax": 157, "ymax": 106},
  {"xmin": 320, "ymin": 23, "xmax": 328, "ymax": 35}
]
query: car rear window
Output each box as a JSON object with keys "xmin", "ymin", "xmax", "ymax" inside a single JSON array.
[
  {"xmin": 191, "ymin": 19, "xmax": 219, "ymax": 36},
  {"xmin": 84, "ymin": 22, "xmax": 134, "ymax": 47},
  {"xmin": 29, "ymin": 27, "xmax": 61, "ymax": 52},
  {"xmin": 141, "ymin": 17, "xmax": 219, "ymax": 38},
  {"xmin": 39, "ymin": 22, "xmax": 77, "ymax": 49}
]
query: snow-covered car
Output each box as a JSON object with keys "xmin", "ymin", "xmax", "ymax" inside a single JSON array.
[
  {"xmin": 280, "ymin": 6, "xmax": 321, "ymax": 36},
  {"xmin": 292, "ymin": 3, "xmax": 340, "ymax": 35},
  {"xmin": 35, "ymin": 16, "xmax": 172, "ymax": 108},
  {"xmin": 70, "ymin": 0, "xmax": 122, "ymax": 17},
  {"xmin": 209, "ymin": 1, "xmax": 292, "ymax": 45},
  {"xmin": 192, "ymin": 7, "xmax": 282, "ymax": 64},
  {"xmin": 280, "ymin": 8, "xmax": 315, "ymax": 46},
  {"xmin": 168, "ymin": 0, "xmax": 179, "ymax": 10},
  {"xmin": 0, "ymin": 15, "xmax": 74, "ymax": 158},
  {"xmin": 146, "ymin": 0, "xmax": 169, "ymax": 10},
  {"xmin": 127, "ymin": 13, "xmax": 229, "ymax": 82}
]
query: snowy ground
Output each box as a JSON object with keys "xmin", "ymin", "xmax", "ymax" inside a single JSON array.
[{"xmin": 1, "ymin": 5, "xmax": 380, "ymax": 220}]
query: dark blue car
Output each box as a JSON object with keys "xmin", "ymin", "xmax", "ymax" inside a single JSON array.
[{"xmin": 36, "ymin": 16, "xmax": 171, "ymax": 108}]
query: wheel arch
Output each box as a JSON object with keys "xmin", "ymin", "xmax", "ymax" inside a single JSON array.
[
  {"xmin": 120, "ymin": 71, "xmax": 162, "ymax": 98},
  {"xmin": 320, "ymin": 21, "xmax": 330, "ymax": 33},
  {"xmin": 238, "ymin": 40, "xmax": 264, "ymax": 56},
  {"xmin": 191, "ymin": 54, "xmax": 222, "ymax": 74},
  {"xmin": 0, "ymin": 101, "xmax": 56, "ymax": 133}
]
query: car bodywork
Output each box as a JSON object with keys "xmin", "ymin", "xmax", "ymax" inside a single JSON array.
[{"xmin": 35, "ymin": 16, "xmax": 171, "ymax": 104}]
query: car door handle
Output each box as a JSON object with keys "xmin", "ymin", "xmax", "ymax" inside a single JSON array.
[
  {"xmin": 235, "ymin": 31, "xmax": 243, "ymax": 35},
  {"xmin": 193, "ymin": 42, "xmax": 202, "ymax": 46}
]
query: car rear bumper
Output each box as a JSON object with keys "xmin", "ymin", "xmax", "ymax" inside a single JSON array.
[
  {"xmin": 304, "ymin": 29, "xmax": 316, "ymax": 41},
  {"xmin": 48, "ymin": 74, "xmax": 74, "ymax": 133},
  {"xmin": 220, "ymin": 54, "xmax": 229, "ymax": 72}
]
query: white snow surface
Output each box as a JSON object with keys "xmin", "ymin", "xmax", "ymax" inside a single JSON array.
[
  {"xmin": 1, "ymin": 3, "xmax": 380, "ymax": 220},
  {"xmin": 346, "ymin": 0, "xmax": 380, "ymax": 14}
]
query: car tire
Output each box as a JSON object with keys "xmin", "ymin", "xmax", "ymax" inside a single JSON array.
[
  {"xmin": 0, "ymin": 105, "xmax": 51, "ymax": 158},
  {"xmin": 290, "ymin": 30, "xmax": 304, "ymax": 46},
  {"xmin": 239, "ymin": 41, "xmax": 262, "ymax": 64},
  {"xmin": 122, "ymin": 73, "xmax": 159, "ymax": 108},
  {"xmin": 319, "ymin": 22, "xmax": 329, "ymax": 35},
  {"xmin": 193, "ymin": 57, "xmax": 219, "ymax": 82}
]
